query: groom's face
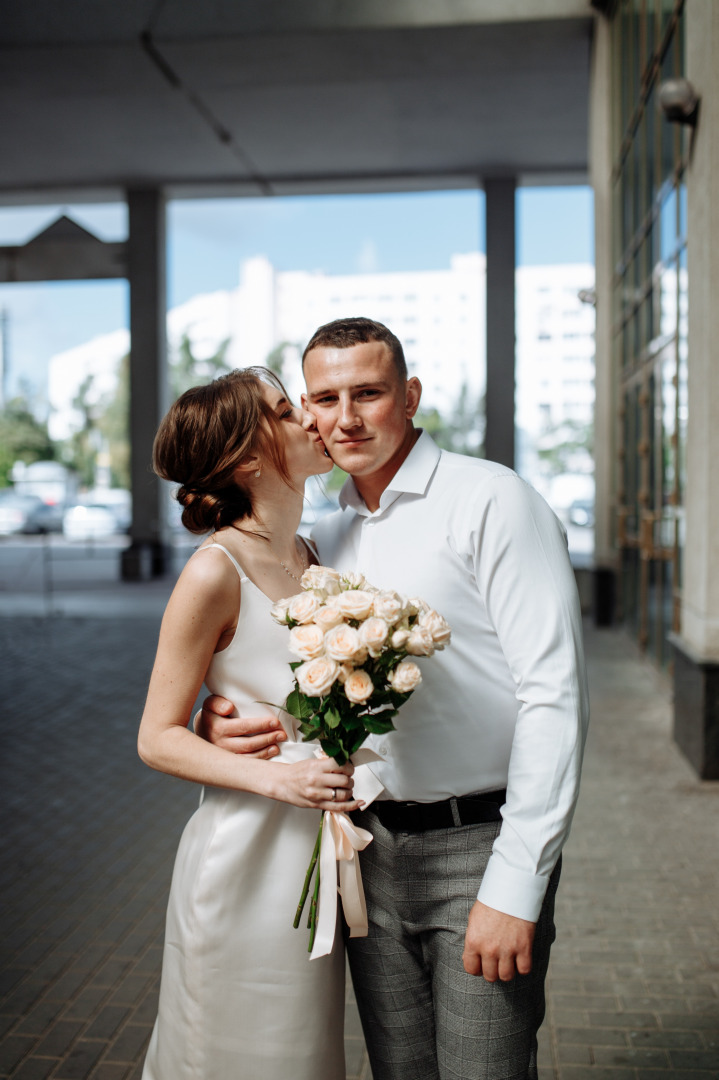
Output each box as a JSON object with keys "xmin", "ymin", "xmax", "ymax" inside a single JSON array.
[{"xmin": 302, "ymin": 341, "xmax": 420, "ymax": 480}]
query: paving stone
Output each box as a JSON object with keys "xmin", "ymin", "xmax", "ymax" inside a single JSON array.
[
  {"xmin": 0, "ymin": 1033, "xmax": 37, "ymax": 1073},
  {"xmin": 2, "ymin": 600, "xmax": 718, "ymax": 1080},
  {"xmin": 555, "ymin": 1043, "xmax": 592, "ymax": 1064},
  {"xmin": 668, "ymin": 1048, "xmax": 719, "ymax": 1070},
  {"xmin": 32, "ymin": 1020, "xmax": 84, "ymax": 1058},
  {"xmin": 587, "ymin": 1011, "xmax": 657, "ymax": 1029},
  {"xmin": 104, "ymin": 1025, "xmax": 152, "ymax": 1064},
  {"xmin": 88, "ymin": 1066, "xmax": 130, "ymax": 1080},
  {"xmin": 559, "ymin": 1069, "xmax": 635, "ymax": 1080},
  {"xmin": 10, "ymin": 1058, "xmax": 61, "ymax": 1080},
  {"xmin": 83, "ymin": 1008, "xmax": 131, "ymax": 1043},
  {"xmin": 628, "ymin": 1028, "xmax": 705, "ymax": 1049},
  {"xmin": 592, "ymin": 1046, "xmax": 670, "ymax": 1067},
  {"xmin": 556, "ymin": 1027, "xmax": 629, "ymax": 1047},
  {"xmin": 53, "ymin": 1040, "xmax": 105, "ymax": 1078}
]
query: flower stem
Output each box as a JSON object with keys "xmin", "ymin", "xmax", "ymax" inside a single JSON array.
[
  {"xmin": 307, "ymin": 848, "xmax": 323, "ymax": 953},
  {"xmin": 293, "ymin": 817, "xmax": 323, "ymax": 929}
]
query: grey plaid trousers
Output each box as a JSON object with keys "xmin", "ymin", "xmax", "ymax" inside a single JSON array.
[{"xmin": 346, "ymin": 810, "xmax": 560, "ymax": 1080}]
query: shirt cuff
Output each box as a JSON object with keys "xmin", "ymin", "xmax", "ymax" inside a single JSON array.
[{"xmin": 477, "ymin": 855, "xmax": 551, "ymax": 923}]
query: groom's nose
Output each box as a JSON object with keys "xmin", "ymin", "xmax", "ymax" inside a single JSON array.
[{"xmin": 338, "ymin": 397, "xmax": 361, "ymax": 428}]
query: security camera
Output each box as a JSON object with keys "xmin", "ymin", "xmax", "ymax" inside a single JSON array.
[{"xmin": 658, "ymin": 78, "xmax": 700, "ymax": 126}]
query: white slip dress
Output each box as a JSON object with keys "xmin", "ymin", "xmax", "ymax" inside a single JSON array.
[{"xmin": 142, "ymin": 542, "xmax": 346, "ymax": 1080}]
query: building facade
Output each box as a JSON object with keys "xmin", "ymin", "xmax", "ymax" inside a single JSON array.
[{"xmin": 591, "ymin": 0, "xmax": 719, "ymax": 776}]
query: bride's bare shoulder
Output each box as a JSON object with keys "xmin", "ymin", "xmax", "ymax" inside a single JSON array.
[{"xmin": 173, "ymin": 543, "xmax": 242, "ymax": 602}]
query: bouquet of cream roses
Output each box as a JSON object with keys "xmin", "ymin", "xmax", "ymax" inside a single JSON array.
[{"xmin": 270, "ymin": 565, "xmax": 451, "ymax": 951}]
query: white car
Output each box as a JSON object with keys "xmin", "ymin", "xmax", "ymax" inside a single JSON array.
[{"xmin": 62, "ymin": 503, "xmax": 118, "ymax": 540}]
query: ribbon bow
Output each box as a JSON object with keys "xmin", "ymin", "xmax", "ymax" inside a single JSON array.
[{"xmin": 310, "ymin": 810, "xmax": 374, "ymax": 960}]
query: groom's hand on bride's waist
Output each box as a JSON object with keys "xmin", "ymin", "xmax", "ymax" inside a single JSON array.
[{"xmin": 196, "ymin": 695, "xmax": 287, "ymax": 759}]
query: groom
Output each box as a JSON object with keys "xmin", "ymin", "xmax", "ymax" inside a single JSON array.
[{"xmin": 202, "ymin": 317, "xmax": 589, "ymax": 1079}]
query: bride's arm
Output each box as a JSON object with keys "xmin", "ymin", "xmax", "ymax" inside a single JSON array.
[{"xmin": 137, "ymin": 554, "xmax": 358, "ymax": 811}]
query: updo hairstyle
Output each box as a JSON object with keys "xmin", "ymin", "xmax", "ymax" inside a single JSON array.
[{"xmin": 152, "ymin": 367, "xmax": 293, "ymax": 534}]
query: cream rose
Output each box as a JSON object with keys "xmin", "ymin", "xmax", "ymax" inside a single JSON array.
[
  {"xmin": 340, "ymin": 571, "xmax": 367, "ymax": 591},
  {"xmin": 390, "ymin": 628, "xmax": 410, "ymax": 650},
  {"xmin": 359, "ymin": 616, "xmax": 389, "ymax": 657},
  {"xmin": 406, "ymin": 596, "xmax": 431, "ymax": 616},
  {"xmin": 372, "ymin": 591, "xmax": 406, "ymax": 624},
  {"xmin": 288, "ymin": 623, "xmax": 326, "ymax": 661},
  {"xmin": 313, "ymin": 604, "xmax": 345, "ymax": 633},
  {"xmin": 388, "ymin": 660, "xmax": 422, "ymax": 693},
  {"xmin": 405, "ymin": 626, "xmax": 435, "ymax": 656},
  {"xmin": 325, "ymin": 623, "xmax": 365, "ymax": 663},
  {"xmin": 300, "ymin": 565, "xmax": 342, "ymax": 596},
  {"xmin": 336, "ymin": 663, "xmax": 353, "ymax": 685},
  {"xmin": 344, "ymin": 669, "xmax": 374, "ymax": 704},
  {"xmin": 295, "ymin": 656, "xmax": 339, "ymax": 697},
  {"xmin": 418, "ymin": 609, "xmax": 452, "ymax": 648},
  {"xmin": 336, "ymin": 590, "xmax": 375, "ymax": 621},
  {"xmin": 287, "ymin": 591, "xmax": 322, "ymax": 625},
  {"xmin": 269, "ymin": 597, "xmax": 293, "ymax": 625}
]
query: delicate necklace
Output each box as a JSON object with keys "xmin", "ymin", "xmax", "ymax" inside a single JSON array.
[
  {"xmin": 229, "ymin": 525, "xmax": 306, "ymax": 583},
  {"xmin": 279, "ymin": 540, "xmax": 307, "ymax": 583}
]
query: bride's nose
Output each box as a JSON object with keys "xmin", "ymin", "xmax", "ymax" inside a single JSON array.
[{"xmin": 301, "ymin": 408, "xmax": 317, "ymax": 431}]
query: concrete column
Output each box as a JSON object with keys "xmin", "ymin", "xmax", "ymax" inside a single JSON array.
[
  {"xmin": 484, "ymin": 177, "xmax": 516, "ymax": 469},
  {"xmin": 589, "ymin": 12, "xmax": 617, "ymax": 625},
  {"xmin": 122, "ymin": 188, "xmax": 168, "ymax": 581},
  {"xmin": 672, "ymin": 0, "xmax": 719, "ymax": 777}
]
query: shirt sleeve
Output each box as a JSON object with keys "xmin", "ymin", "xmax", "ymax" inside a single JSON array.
[{"xmin": 469, "ymin": 474, "xmax": 589, "ymax": 922}]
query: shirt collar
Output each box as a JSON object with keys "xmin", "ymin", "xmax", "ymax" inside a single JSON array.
[{"xmin": 338, "ymin": 429, "xmax": 441, "ymax": 516}]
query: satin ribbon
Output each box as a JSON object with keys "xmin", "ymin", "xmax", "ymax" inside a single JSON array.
[
  {"xmin": 309, "ymin": 809, "xmax": 374, "ymax": 960},
  {"xmin": 309, "ymin": 744, "xmax": 384, "ymax": 960}
]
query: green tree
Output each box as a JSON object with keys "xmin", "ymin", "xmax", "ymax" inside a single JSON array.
[
  {"xmin": 415, "ymin": 384, "xmax": 485, "ymax": 458},
  {"xmin": 171, "ymin": 333, "xmax": 232, "ymax": 399},
  {"xmin": 0, "ymin": 394, "xmax": 55, "ymax": 487},
  {"xmin": 536, "ymin": 419, "xmax": 594, "ymax": 478},
  {"xmin": 264, "ymin": 341, "xmax": 299, "ymax": 381},
  {"xmin": 58, "ymin": 334, "xmax": 234, "ymax": 490},
  {"xmin": 59, "ymin": 374, "xmax": 99, "ymax": 488},
  {"xmin": 97, "ymin": 353, "xmax": 130, "ymax": 489}
]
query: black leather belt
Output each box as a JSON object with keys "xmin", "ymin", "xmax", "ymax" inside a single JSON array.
[{"xmin": 366, "ymin": 789, "xmax": 506, "ymax": 833}]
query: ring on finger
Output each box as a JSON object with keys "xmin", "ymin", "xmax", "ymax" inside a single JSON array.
[{"xmin": 331, "ymin": 787, "xmax": 337, "ymax": 801}]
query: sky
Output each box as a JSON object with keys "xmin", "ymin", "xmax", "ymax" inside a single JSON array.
[{"xmin": 0, "ymin": 186, "xmax": 593, "ymax": 404}]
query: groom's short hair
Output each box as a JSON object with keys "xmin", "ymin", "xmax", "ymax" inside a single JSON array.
[{"xmin": 302, "ymin": 317, "xmax": 407, "ymax": 381}]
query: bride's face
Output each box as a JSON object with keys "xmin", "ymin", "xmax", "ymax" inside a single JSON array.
[{"xmin": 259, "ymin": 382, "xmax": 333, "ymax": 482}]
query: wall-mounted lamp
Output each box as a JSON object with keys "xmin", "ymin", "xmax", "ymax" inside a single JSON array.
[{"xmin": 658, "ymin": 78, "xmax": 700, "ymax": 127}]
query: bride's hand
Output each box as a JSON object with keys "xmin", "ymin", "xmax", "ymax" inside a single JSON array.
[{"xmin": 270, "ymin": 759, "xmax": 363, "ymax": 811}]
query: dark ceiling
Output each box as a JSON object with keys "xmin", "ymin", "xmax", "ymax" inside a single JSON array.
[{"xmin": 0, "ymin": 1, "xmax": 594, "ymax": 202}]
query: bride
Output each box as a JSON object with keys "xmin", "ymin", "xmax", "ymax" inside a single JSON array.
[{"xmin": 138, "ymin": 367, "xmax": 361, "ymax": 1080}]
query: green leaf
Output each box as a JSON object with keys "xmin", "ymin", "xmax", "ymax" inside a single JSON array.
[
  {"xmin": 284, "ymin": 689, "xmax": 303, "ymax": 719},
  {"xmin": 361, "ymin": 715, "xmax": 397, "ymax": 735},
  {"xmin": 323, "ymin": 705, "xmax": 342, "ymax": 730}
]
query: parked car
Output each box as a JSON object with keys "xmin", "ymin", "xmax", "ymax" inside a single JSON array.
[
  {"xmin": 22, "ymin": 501, "xmax": 67, "ymax": 534},
  {"xmin": 63, "ymin": 503, "xmax": 118, "ymax": 540},
  {"xmin": 568, "ymin": 498, "xmax": 595, "ymax": 528},
  {"xmin": 0, "ymin": 492, "xmax": 45, "ymax": 535}
]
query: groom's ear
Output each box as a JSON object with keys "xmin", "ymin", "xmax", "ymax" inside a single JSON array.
[
  {"xmin": 405, "ymin": 377, "xmax": 422, "ymax": 419},
  {"xmin": 301, "ymin": 392, "xmax": 309, "ymax": 410}
]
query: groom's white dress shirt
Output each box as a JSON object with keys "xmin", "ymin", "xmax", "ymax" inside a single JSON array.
[{"xmin": 312, "ymin": 430, "xmax": 589, "ymax": 923}]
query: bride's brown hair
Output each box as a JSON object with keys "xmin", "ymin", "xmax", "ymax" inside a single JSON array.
[{"xmin": 153, "ymin": 367, "xmax": 294, "ymax": 534}]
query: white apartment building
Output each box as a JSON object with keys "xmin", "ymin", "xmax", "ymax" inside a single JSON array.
[{"xmin": 48, "ymin": 256, "xmax": 595, "ymax": 469}]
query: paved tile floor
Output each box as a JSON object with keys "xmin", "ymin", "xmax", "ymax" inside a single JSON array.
[{"xmin": 0, "ymin": 594, "xmax": 717, "ymax": 1077}]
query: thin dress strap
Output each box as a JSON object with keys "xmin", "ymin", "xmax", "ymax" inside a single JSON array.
[{"xmin": 193, "ymin": 542, "xmax": 247, "ymax": 581}]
